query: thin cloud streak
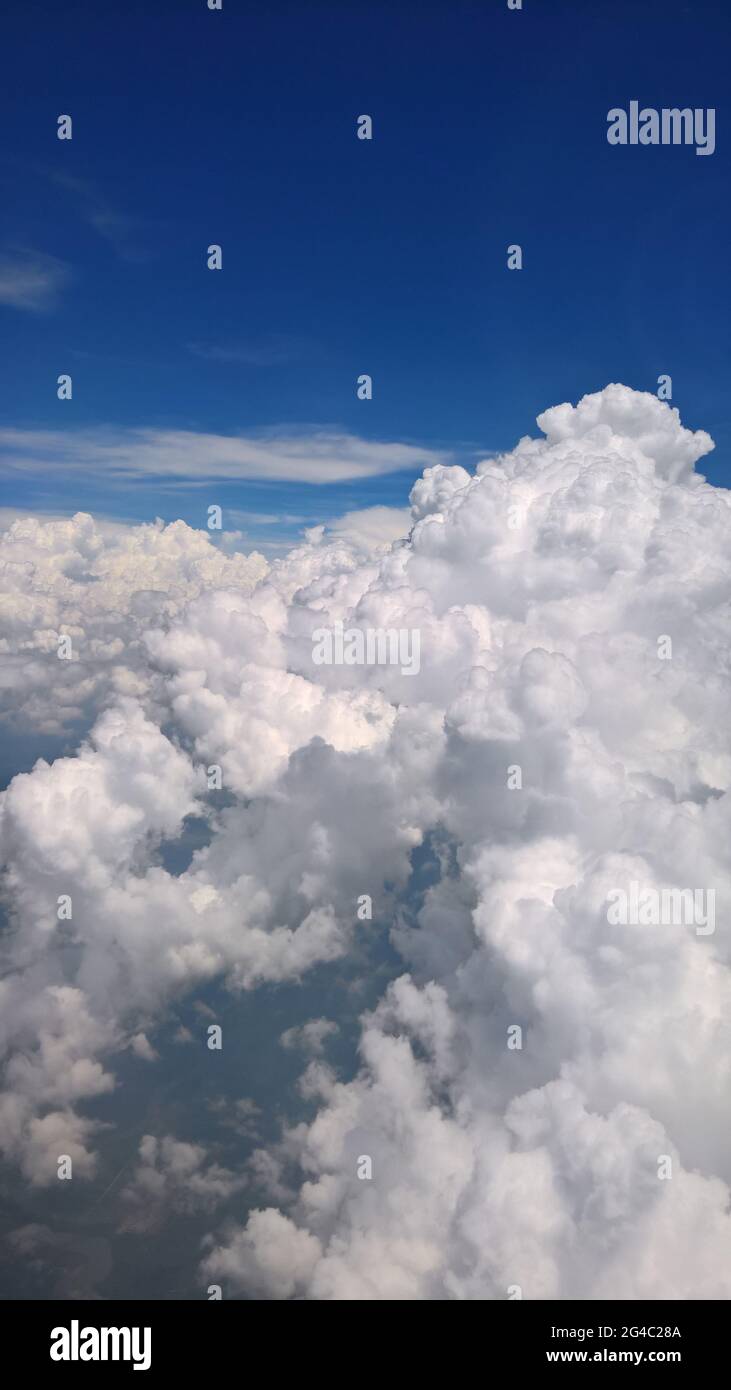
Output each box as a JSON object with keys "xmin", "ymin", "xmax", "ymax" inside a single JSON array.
[
  {"xmin": 0, "ymin": 426, "xmax": 449, "ymax": 485},
  {"xmin": 0, "ymin": 248, "xmax": 71, "ymax": 313}
]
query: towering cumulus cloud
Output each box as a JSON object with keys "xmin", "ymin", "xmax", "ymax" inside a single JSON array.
[{"xmin": 2, "ymin": 386, "xmax": 730, "ymax": 1297}]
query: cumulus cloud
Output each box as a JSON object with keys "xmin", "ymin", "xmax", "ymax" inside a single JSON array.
[
  {"xmin": 536, "ymin": 383, "xmax": 714, "ymax": 484},
  {"xmin": 1, "ymin": 385, "xmax": 730, "ymax": 1301},
  {"xmin": 201, "ymin": 1208, "xmax": 322, "ymax": 1300},
  {"xmin": 119, "ymin": 1134, "xmax": 245, "ymax": 1233},
  {"xmin": 280, "ymin": 1019, "xmax": 339, "ymax": 1057},
  {"xmin": 0, "ymin": 512, "xmax": 267, "ymax": 732},
  {"xmin": 321, "ymin": 506, "xmax": 412, "ymax": 551}
]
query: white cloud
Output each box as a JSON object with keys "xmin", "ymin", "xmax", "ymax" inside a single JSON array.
[
  {"xmin": 0, "ymin": 249, "xmax": 71, "ymax": 313},
  {"xmin": 0, "ymin": 427, "xmax": 448, "ymax": 484},
  {"xmin": 0, "ymin": 512, "xmax": 268, "ymax": 732},
  {"xmin": 536, "ymin": 382, "xmax": 714, "ymax": 484},
  {"xmin": 322, "ymin": 506, "xmax": 412, "ymax": 551},
  {"xmin": 1, "ymin": 385, "xmax": 730, "ymax": 1301},
  {"xmin": 128, "ymin": 1032, "xmax": 158, "ymax": 1062},
  {"xmin": 280, "ymin": 1019, "xmax": 339, "ymax": 1057},
  {"xmin": 119, "ymin": 1134, "xmax": 245, "ymax": 1233},
  {"xmin": 201, "ymin": 1209, "xmax": 322, "ymax": 1300}
]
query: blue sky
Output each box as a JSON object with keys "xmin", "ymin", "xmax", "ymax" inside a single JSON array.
[{"xmin": 1, "ymin": 0, "xmax": 729, "ymax": 547}]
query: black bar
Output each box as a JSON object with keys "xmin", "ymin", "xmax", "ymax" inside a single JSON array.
[{"xmin": 2, "ymin": 1299, "xmax": 728, "ymax": 1376}]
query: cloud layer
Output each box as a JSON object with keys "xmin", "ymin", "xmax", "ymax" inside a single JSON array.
[{"xmin": 1, "ymin": 385, "xmax": 729, "ymax": 1298}]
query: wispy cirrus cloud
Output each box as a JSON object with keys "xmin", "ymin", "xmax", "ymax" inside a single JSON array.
[
  {"xmin": 0, "ymin": 248, "xmax": 71, "ymax": 312},
  {"xmin": 188, "ymin": 333, "xmax": 323, "ymax": 367},
  {"xmin": 50, "ymin": 171, "xmax": 153, "ymax": 263},
  {"xmin": 0, "ymin": 425, "xmax": 448, "ymax": 485}
]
